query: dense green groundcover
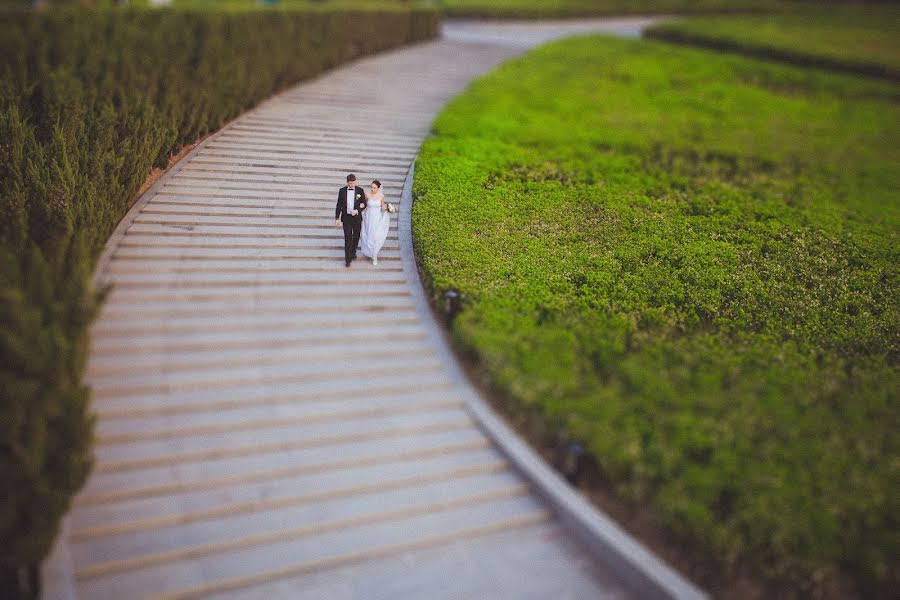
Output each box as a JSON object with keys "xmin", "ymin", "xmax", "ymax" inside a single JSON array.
[
  {"xmin": 0, "ymin": 7, "xmax": 437, "ymax": 595},
  {"xmin": 413, "ymin": 35, "xmax": 898, "ymax": 597},
  {"xmin": 437, "ymin": 0, "xmax": 782, "ymax": 18},
  {"xmin": 646, "ymin": 7, "xmax": 900, "ymax": 80}
]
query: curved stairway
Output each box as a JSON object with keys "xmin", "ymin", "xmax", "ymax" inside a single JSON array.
[{"xmin": 42, "ymin": 18, "xmax": 692, "ymax": 600}]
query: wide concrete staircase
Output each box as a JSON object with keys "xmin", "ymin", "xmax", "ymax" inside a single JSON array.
[{"xmin": 42, "ymin": 19, "xmax": 685, "ymax": 600}]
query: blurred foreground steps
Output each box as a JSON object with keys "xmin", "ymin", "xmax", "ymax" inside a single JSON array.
[{"xmin": 43, "ymin": 18, "xmax": 702, "ymax": 600}]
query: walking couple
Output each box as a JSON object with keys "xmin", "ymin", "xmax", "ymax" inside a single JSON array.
[{"xmin": 334, "ymin": 174, "xmax": 392, "ymax": 267}]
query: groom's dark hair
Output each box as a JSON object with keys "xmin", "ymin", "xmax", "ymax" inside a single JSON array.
[{"xmin": 346, "ymin": 174, "xmax": 356, "ymax": 183}]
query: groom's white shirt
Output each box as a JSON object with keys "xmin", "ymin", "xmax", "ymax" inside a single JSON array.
[{"xmin": 346, "ymin": 186, "xmax": 355, "ymax": 215}]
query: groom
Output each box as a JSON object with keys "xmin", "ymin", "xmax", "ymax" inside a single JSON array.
[{"xmin": 334, "ymin": 174, "xmax": 367, "ymax": 267}]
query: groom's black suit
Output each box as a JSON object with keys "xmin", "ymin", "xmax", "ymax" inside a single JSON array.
[{"xmin": 335, "ymin": 185, "xmax": 367, "ymax": 265}]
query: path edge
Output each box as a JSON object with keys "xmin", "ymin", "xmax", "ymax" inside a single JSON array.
[
  {"xmin": 42, "ymin": 82, "xmax": 244, "ymax": 600},
  {"xmin": 398, "ymin": 163, "xmax": 709, "ymax": 600},
  {"xmin": 90, "ymin": 114, "xmax": 239, "ymax": 289}
]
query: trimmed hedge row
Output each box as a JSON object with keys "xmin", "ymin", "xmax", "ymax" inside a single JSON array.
[
  {"xmin": 0, "ymin": 7, "xmax": 437, "ymax": 597},
  {"xmin": 645, "ymin": 12, "xmax": 900, "ymax": 82},
  {"xmin": 437, "ymin": 0, "xmax": 786, "ymax": 19}
]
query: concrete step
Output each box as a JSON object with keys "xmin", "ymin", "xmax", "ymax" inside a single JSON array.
[
  {"xmin": 106, "ymin": 275, "xmax": 406, "ymax": 293},
  {"xmin": 257, "ymin": 98, "xmax": 436, "ymax": 116},
  {"xmin": 242, "ymin": 121, "xmax": 425, "ymax": 138},
  {"xmin": 92, "ymin": 307, "xmax": 417, "ymax": 336},
  {"xmin": 117, "ymin": 234, "xmax": 399, "ymax": 250},
  {"xmin": 103, "ymin": 261, "xmax": 404, "ymax": 278},
  {"xmin": 96, "ymin": 297, "xmax": 415, "ymax": 320},
  {"xmin": 194, "ymin": 150, "xmax": 412, "ymax": 170},
  {"xmin": 143, "ymin": 198, "xmax": 402, "ymax": 212},
  {"xmin": 143, "ymin": 202, "xmax": 342, "ymax": 215},
  {"xmin": 74, "ymin": 495, "xmax": 547, "ymax": 600},
  {"xmin": 91, "ymin": 404, "xmax": 468, "ymax": 460},
  {"xmin": 185, "ymin": 156, "xmax": 412, "ymax": 174},
  {"xmin": 161, "ymin": 180, "xmax": 359, "ymax": 194},
  {"xmin": 90, "ymin": 341, "xmax": 433, "ymax": 378},
  {"xmin": 71, "ymin": 459, "xmax": 510, "ymax": 543},
  {"xmin": 118, "ymin": 236, "xmax": 399, "ymax": 251},
  {"xmin": 163, "ymin": 176, "xmax": 406, "ymax": 192},
  {"xmin": 104, "ymin": 282, "xmax": 408, "ymax": 305},
  {"xmin": 111, "ymin": 245, "xmax": 402, "ymax": 260},
  {"xmin": 72, "ymin": 475, "xmax": 529, "ymax": 580},
  {"xmin": 228, "ymin": 120, "xmax": 423, "ymax": 143},
  {"xmin": 198, "ymin": 518, "xmax": 606, "ymax": 600},
  {"xmin": 204, "ymin": 142, "xmax": 418, "ymax": 162},
  {"xmin": 128, "ymin": 223, "xmax": 383, "ymax": 239},
  {"xmin": 160, "ymin": 180, "xmax": 390, "ymax": 195},
  {"xmin": 134, "ymin": 211, "xmax": 397, "ymax": 227},
  {"xmin": 90, "ymin": 371, "xmax": 455, "ymax": 419},
  {"xmin": 78, "ymin": 429, "xmax": 490, "ymax": 505},
  {"xmin": 142, "ymin": 196, "xmax": 401, "ymax": 211},
  {"xmin": 88, "ymin": 351, "xmax": 442, "ymax": 399},
  {"xmin": 212, "ymin": 134, "xmax": 421, "ymax": 154},
  {"xmin": 93, "ymin": 404, "xmax": 470, "ymax": 455},
  {"xmin": 87, "ymin": 336, "xmax": 431, "ymax": 379},
  {"xmin": 94, "ymin": 392, "xmax": 466, "ymax": 439},
  {"xmin": 70, "ymin": 445, "xmax": 503, "ymax": 534},
  {"xmin": 221, "ymin": 130, "xmax": 421, "ymax": 150},
  {"xmin": 161, "ymin": 177, "xmax": 403, "ymax": 196},
  {"xmin": 154, "ymin": 188, "xmax": 339, "ymax": 201},
  {"xmin": 90, "ymin": 398, "xmax": 470, "ymax": 476},
  {"xmin": 105, "ymin": 259, "xmax": 406, "ymax": 287},
  {"xmin": 106, "ymin": 274, "xmax": 404, "ymax": 288},
  {"xmin": 147, "ymin": 193, "xmax": 332, "ymax": 205},
  {"xmin": 183, "ymin": 157, "xmax": 411, "ymax": 176},
  {"xmin": 95, "ymin": 386, "xmax": 465, "ymax": 438},
  {"xmin": 91, "ymin": 321, "xmax": 424, "ymax": 354},
  {"xmin": 126, "ymin": 226, "xmax": 397, "ymax": 242},
  {"xmin": 217, "ymin": 123, "xmax": 422, "ymax": 139}
]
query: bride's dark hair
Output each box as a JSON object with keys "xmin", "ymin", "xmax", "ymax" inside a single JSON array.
[{"xmin": 372, "ymin": 180, "xmax": 381, "ymax": 189}]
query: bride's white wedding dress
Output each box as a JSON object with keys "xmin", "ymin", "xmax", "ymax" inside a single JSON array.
[{"xmin": 359, "ymin": 195, "xmax": 390, "ymax": 263}]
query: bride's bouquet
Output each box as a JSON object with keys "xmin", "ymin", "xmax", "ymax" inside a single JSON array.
[{"xmin": 385, "ymin": 203, "xmax": 397, "ymax": 214}]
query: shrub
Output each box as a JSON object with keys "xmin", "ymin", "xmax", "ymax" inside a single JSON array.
[
  {"xmin": 436, "ymin": 0, "xmax": 785, "ymax": 19},
  {"xmin": 0, "ymin": 6, "xmax": 438, "ymax": 597},
  {"xmin": 645, "ymin": 8, "xmax": 900, "ymax": 81}
]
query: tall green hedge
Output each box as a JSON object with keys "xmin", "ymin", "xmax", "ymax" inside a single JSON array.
[
  {"xmin": 0, "ymin": 7, "xmax": 437, "ymax": 597},
  {"xmin": 645, "ymin": 9, "xmax": 900, "ymax": 81}
]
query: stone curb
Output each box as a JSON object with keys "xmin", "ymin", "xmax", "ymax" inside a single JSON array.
[{"xmin": 398, "ymin": 164, "xmax": 709, "ymax": 600}]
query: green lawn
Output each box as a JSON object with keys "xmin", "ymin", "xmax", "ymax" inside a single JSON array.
[
  {"xmin": 437, "ymin": 0, "xmax": 781, "ymax": 18},
  {"xmin": 646, "ymin": 8, "xmax": 900, "ymax": 80},
  {"xmin": 412, "ymin": 35, "xmax": 898, "ymax": 597}
]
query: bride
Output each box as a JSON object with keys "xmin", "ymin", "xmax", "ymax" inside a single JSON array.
[{"xmin": 359, "ymin": 180, "xmax": 390, "ymax": 265}]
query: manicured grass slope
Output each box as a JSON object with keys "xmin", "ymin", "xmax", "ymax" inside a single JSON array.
[
  {"xmin": 413, "ymin": 35, "xmax": 898, "ymax": 597},
  {"xmin": 646, "ymin": 9, "xmax": 900, "ymax": 80}
]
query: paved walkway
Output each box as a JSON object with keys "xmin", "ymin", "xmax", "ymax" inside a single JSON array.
[{"xmin": 44, "ymin": 18, "xmax": 683, "ymax": 600}]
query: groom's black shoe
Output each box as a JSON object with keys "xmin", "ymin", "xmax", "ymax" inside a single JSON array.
[{"xmin": 345, "ymin": 260, "xmax": 351, "ymax": 267}]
